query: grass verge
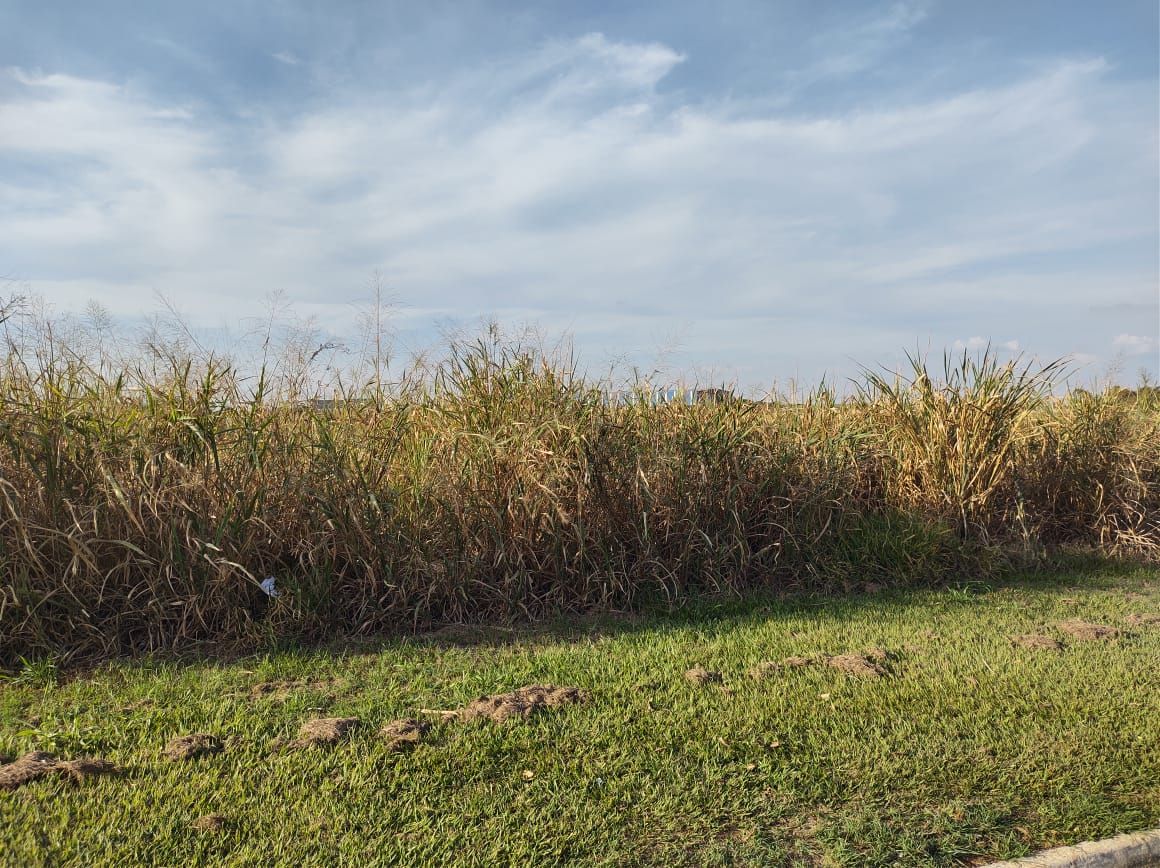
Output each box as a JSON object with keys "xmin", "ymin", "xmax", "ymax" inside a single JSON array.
[{"xmin": 1, "ymin": 563, "xmax": 1157, "ymax": 866}]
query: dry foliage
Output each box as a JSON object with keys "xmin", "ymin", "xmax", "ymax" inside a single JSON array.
[
  {"xmin": 0, "ymin": 313, "xmax": 1156, "ymax": 664},
  {"xmin": 0, "ymin": 751, "xmax": 119, "ymax": 790},
  {"xmin": 456, "ymin": 686, "xmax": 586, "ymax": 723}
]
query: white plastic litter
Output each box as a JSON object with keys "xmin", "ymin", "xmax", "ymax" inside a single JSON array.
[{"xmin": 259, "ymin": 576, "xmax": 281, "ymax": 598}]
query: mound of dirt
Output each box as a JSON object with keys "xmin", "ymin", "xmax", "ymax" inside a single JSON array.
[
  {"xmin": 380, "ymin": 719, "xmax": 430, "ymax": 751},
  {"xmin": 163, "ymin": 733, "xmax": 223, "ymax": 762},
  {"xmin": 458, "ymin": 686, "xmax": 586, "ymax": 723},
  {"xmin": 1125, "ymin": 613, "xmax": 1160, "ymax": 627},
  {"xmin": 192, "ymin": 814, "xmax": 227, "ymax": 832},
  {"xmin": 0, "ymin": 751, "xmax": 119, "ymax": 791},
  {"xmin": 684, "ymin": 667, "xmax": 724, "ymax": 686},
  {"xmin": 0, "ymin": 751, "xmax": 57, "ymax": 790},
  {"xmin": 1011, "ymin": 634, "xmax": 1063, "ymax": 651},
  {"xmin": 1058, "ymin": 620, "xmax": 1122, "ymax": 641},
  {"xmin": 826, "ymin": 652, "xmax": 887, "ymax": 679},
  {"xmin": 286, "ymin": 716, "xmax": 361, "ymax": 749}
]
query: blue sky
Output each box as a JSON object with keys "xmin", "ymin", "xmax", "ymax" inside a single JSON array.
[{"xmin": 1, "ymin": 0, "xmax": 1157, "ymax": 388}]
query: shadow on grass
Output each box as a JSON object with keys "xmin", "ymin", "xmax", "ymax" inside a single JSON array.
[
  {"xmin": 0, "ymin": 552, "xmax": 1144, "ymax": 687},
  {"xmin": 58, "ymin": 552, "xmax": 1150, "ymax": 681}
]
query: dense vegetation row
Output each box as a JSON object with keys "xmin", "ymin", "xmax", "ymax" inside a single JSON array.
[{"xmin": 0, "ymin": 317, "xmax": 1156, "ymax": 662}]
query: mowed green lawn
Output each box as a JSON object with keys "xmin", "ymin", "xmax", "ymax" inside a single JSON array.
[{"xmin": 1, "ymin": 564, "xmax": 1157, "ymax": 867}]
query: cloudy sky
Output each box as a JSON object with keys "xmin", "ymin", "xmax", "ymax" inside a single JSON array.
[{"xmin": 1, "ymin": 0, "xmax": 1157, "ymax": 388}]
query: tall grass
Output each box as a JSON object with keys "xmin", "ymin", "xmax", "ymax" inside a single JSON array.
[{"xmin": 0, "ymin": 305, "xmax": 1156, "ymax": 663}]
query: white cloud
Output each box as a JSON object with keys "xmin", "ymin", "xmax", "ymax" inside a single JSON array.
[
  {"xmin": 0, "ymin": 31, "xmax": 1155, "ymax": 383},
  {"xmin": 1112, "ymin": 334, "xmax": 1157, "ymax": 356},
  {"xmin": 271, "ymin": 51, "xmax": 301, "ymax": 66},
  {"xmin": 1068, "ymin": 352, "xmax": 1100, "ymax": 368},
  {"xmin": 952, "ymin": 336, "xmax": 988, "ymax": 351},
  {"xmin": 949, "ymin": 337, "xmax": 1021, "ymax": 354},
  {"xmin": 785, "ymin": 1, "xmax": 929, "ymax": 88}
]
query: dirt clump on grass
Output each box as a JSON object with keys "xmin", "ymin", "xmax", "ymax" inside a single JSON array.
[
  {"xmin": 684, "ymin": 666, "xmax": 724, "ymax": 686},
  {"xmin": 0, "ymin": 752, "xmax": 58, "ymax": 790},
  {"xmin": 286, "ymin": 716, "xmax": 360, "ymax": 749},
  {"xmin": 0, "ymin": 751, "xmax": 119, "ymax": 790},
  {"xmin": 1125, "ymin": 613, "xmax": 1160, "ymax": 628},
  {"xmin": 163, "ymin": 733, "xmax": 223, "ymax": 761},
  {"xmin": 1057, "ymin": 620, "xmax": 1122, "ymax": 641},
  {"xmin": 455, "ymin": 686, "xmax": 586, "ymax": 723},
  {"xmin": 192, "ymin": 814, "xmax": 228, "ymax": 832},
  {"xmin": 1011, "ymin": 634, "xmax": 1063, "ymax": 651},
  {"xmin": 380, "ymin": 719, "xmax": 430, "ymax": 751},
  {"xmin": 827, "ymin": 652, "xmax": 887, "ymax": 679}
]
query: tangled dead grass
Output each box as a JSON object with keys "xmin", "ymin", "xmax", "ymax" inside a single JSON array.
[
  {"xmin": 163, "ymin": 734, "xmax": 223, "ymax": 761},
  {"xmin": 380, "ymin": 719, "xmax": 430, "ymax": 751},
  {"xmin": 192, "ymin": 814, "xmax": 228, "ymax": 832},
  {"xmin": 750, "ymin": 650, "xmax": 891, "ymax": 680},
  {"xmin": 1124, "ymin": 613, "xmax": 1159, "ymax": 628},
  {"xmin": 1, "ymin": 319, "xmax": 1155, "ymax": 666},
  {"xmin": 285, "ymin": 717, "xmax": 361, "ymax": 749},
  {"xmin": 826, "ymin": 651, "xmax": 888, "ymax": 679},
  {"xmin": 1057, "ymin": 620, "xmax": 1123, "ymax": 641},
  {"xmin": 0, "ymin": 751, "xmax": 119, "ymax": 791},
  {"xmin": 457, "ymin": 686, "xmax": 587, "ymax": 723},
  {"xmin": 684, "ymin": 667, "xmax": 724, "ymax": 686}
]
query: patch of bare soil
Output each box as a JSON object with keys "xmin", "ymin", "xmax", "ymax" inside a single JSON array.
[
  {"xmin": 748, "ymin": 656, "xmax": 816, "ymax": 680},
  {"xmin": 192, "ymin": 814, "xmax": 227, "ymax": 832},
  {"xmin": 380, "ymin": 719, "xmax": 430, "ymax": 752},
  {"xmin": 1011, "ymin": 634, "xmax": 1063, "ymax": 651},
  {"xmin": 0, "ymin": 751, "xmax": 119, "ymax": 790},
  {"xmin": 826, "ymin": 652, "xmax": 887, "ymax": 679},
  {"xmin": 286, "ymin": 717, "xmax": 360, "ymax": 749},
  {"xmin": 55, "ymin": 758, "xmax": 118, "ymax": 783},
  {"xmin": 1125, "ymin": 613, "xmax": 1160, "ymax": 627},
  {"xmin": 163, "ymin": 734, "xmax": 223, "ymax": 761},
  {"xmin": 455, "ymin": 686, "xmax": 586, "ymax": 723},
  {"xmin": 1058, "ymin": 619, "xmax": 1122, "ymax": 641},
  {"xmin": 684, "ymin": 667, "xmax": 724, "ymax": 686},
  {"xmin": 249, "ymin": 678, "xmax": 336, "ymax": 702}
]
